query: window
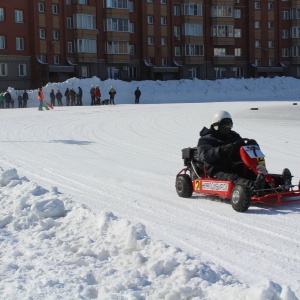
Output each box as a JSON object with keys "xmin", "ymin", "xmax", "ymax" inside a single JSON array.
[
  {"xmin": 15, "ymin": 10, "xmax": 24, "ymax": 23},
  {"xmin": 0, "ymin": 8, "xmax": 4, "ymax": 21},
  {"xmin": 211, "ymin": 6, "xmax": 233, "ymax": 17},
  {"xmin": 128, "ymin": 67, "xmax": 137, "ymax": 79},
  {"xmin": 189, "ymin": 68, "xmax": 198, "ymax": 79},
  {"xmin": 183, "ymin": 4, "xmax": 202, "ymax": 16},
  {"xmin": 77, "ymin": 39, "xmax": 97, "ymax": 53},
  {"xmin": 16, "ymin": 37, "xmax": 24, "ymax": 50},
  {"xmin": 282, "ymin": 29, "xmax": 289, "ymax": 38},
  {"xmin": 268, "ymin": 59, "xmax": 274, "ymax": 66},
  {"xmin": 105, "ymin": 18, "xmax": 129, "ymax": 32},
  {"xmin": 161, "ymin": 17, "xmax": 167, "ymax": 25},
  {"xmin": 268, "ymin": 2, "xmax": 274, "ymax": 10},
  {"xmin": 214, "ymin": 48, "xmax": 226, "ymax": 56},
  {"xmin": 39, "ymin": 29, "xmax": 46, "ymax": 39},
  {"xmin": 66, "ymin": 0, "xmax": 71, "ymax": 4},
  {"xmin": 174, "ymin": 26, "xmax": 181, "ymax": 36},
  {"xmin": 254, "ymin": 21, "xmax": 261, "ymax": 29},
  {"xmin": 268, "ymin": 40, "xmax": 274, "ymax": 48},
  {"xmin": 161, "ymin": 0, "xmax": 166, "ymax": 4},
  {"xmin": 38, "ymin": 2, "xmax": 45, "ymax": 12},
  {"xmin": 254, "ymin": 2, "xmax": 261, "ymax": 9},
  {"xmin": 255, "ymin": 40, "xmax": 261, "ymax": 48},
  {"xmin": 73, "ymin": 14, "xmax": 96, "ymax": 30},
  {"xmin": 161, "ymin": 37, "xmax": 167, "ymax": 45},
  {"xmin": 106, "ymin": 41, "xmax": 129, "ymax": 54},
  {"xmin": 18, "ymin": 64, "xmax": 26, "ymax": 76},
  {"xmin": 129, "ymin": 45, "xmax": 135, "ymax": 55},
  {"xmin": 107, "ymin": 67, "xmax": 120, "ymax": 79},
  {"xmin": 53, "ymin": 30, "xmax": 59, "ymax": 40},
  {"xmin": 184, "ymin": 23, "xmax": 202, "ymax": 36},
  {"xmin": 147, "ymin": 0, "xmax": 153, "ymax": 3},
  {"xmin": 162, "ymin": 58, "xmax": 167, "ymax": 66},
  {"xmin": 282, "ymin": 48, "xmax": 289, "ymax": 57},
  {"xmin": 0, "ymin": 36, "xmax": 5, "ymax": 49},
  {"xmin": 291, "ymin": 45, "xmax": 300, "ymax": 57},
  {"xmin": 215, "ymin": 67, "xmax": 227, "ymax": 79},
  {"xmin": 105, "ymin": 0, "xmax": 128, "ymax": 9},
  {"xmin": 212, "ymin": 25, "xmax": 234, "ymax": 37},
  {"xmin": 68, "ymin": 42, "xmax": 73, "ymax": 52},
  {"xmin": 268, "ymin": 21, "xmax": 274, "ymax": 29},
  {"xmin": 38, "ymin": 54, "xmax": 47, "ymax": 63},
  {"xmin": 148, "ymin": 36, "xmax": 154, "ymax": 45},
  {"xmin": 128, "ymin": 2, "xmax": 134, "ymax": 12},
  {"xmin": 81, "ymin": 66, "xmax": 89, "ymax": 77},
  {"xmin": 184, "ymin": 44, "xmax": 204, "ymax": 56},
  {"xmin": 234, "ymin": 9, "xmax": 241, "ymax": 18},
  {"xmin": 235, "ymin": 48, "xmax": 242, "ymax": 56},
  {"xmin": 0, "ymin": 63, "xmax": 8, "ymax": 76},
  {"xmin": 52, "ymin": 5, "xmax": 58, "ymax": 14},
  {"xmin": 291, "ymin": 27, "xmax": 300, "ymax": 38},
  {"xmin": 282, "ymin": 11, "xmax": 289, "ymax": 20},
  {"xmin": 54, "ymin": 55, "xmax": 60, "ymax": 64},
  {"xmin": 255, "ymin": 59, "xmax": 261, "ymax": 66},
  {"xmin": 147, "ymin": 16, "xmax": 153, "ymax": 24},
  {"xmin": 67, "ymin": 17, "xmax": 72, "ymax": 29},
  {"xmin": 234, "ymin": 0, "xmax": 240, "ymax": 3},
  {"xmin": 147, "ymin": 58, "xmax": 155, "ymax": 65},
  {"xmin": 174, "ymin": 6, "xmax": 180, "ymax": 16},
  {"xmin": 175, "ymin": 47, "xmax": 181, "ymax": 56},
  {"xmin": 234, "ymin": 28, "xmax": 242, "ymax": 38},
  {"xmin": 78, "ymin": 0, "xmax": 87, "ymax": 4},
  {"xmin": 291, "ymin": 8, "xmax": 300, "ymax": 20},
  {"xmin": 129, "ymin": 23, "xmax": 134, "ymax": 33}
]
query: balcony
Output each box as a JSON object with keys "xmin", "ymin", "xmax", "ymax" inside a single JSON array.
[
  {"xmin": 105, "ymin": 54, "xmax": 131, "ymax": 64},
  {"xmin": 75, "ymin": 53, "xmax": 97, "ymax": 63},
  {"xmin": 182, "ymin": 56, "xmax": 204, "ymax": 65},
  {"xmin": 212, "ymin": 37, "xmax": 235, "ymax": 45},
  {"xmin": 212, "ymin": 55, "xmax": 236, "ymax": 65}
]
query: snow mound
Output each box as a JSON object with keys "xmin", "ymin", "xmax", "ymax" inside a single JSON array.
[{"xmin": 0, "ymin": 168, "xmax": 297, "ymax": 299}]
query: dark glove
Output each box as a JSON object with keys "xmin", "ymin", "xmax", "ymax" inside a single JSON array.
[
  {"xmin": 247, "ymin": 139, "xmax": 259, "ymax": 146},
  {"xmin": 220, "ymin": 143, "xmax": 233, "ymax": 156}
]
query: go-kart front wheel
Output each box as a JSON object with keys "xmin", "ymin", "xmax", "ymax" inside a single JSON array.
[
  {"xmin": 176, "ymin": 174, "xmax": 193, "ymax": 198},
  {"xmin": 231, "ymin": 185, "xmax": 251, "ymax": 212}
]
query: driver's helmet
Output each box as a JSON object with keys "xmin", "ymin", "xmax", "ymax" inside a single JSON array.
[{"xmin": 211, "ymin": 111, "xmax": 233, "ymax": 134}]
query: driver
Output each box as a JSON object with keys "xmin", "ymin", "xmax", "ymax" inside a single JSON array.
[{"xmin": 197, "ymin": 110, "xmax": 263, "ymax": 188}]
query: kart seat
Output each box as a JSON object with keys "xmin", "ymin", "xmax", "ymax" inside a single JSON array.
[{"xmin": 182, "ymin": 147, "xmax": 204, "ymax": 178}]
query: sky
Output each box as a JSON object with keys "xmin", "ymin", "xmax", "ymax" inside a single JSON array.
[{"xmin": 1, "ymin": 77, "xmax": 300, "ymax": 300}]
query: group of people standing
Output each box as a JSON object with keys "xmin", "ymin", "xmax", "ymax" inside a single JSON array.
[
  {"xmin": 89, "ymin": 85, "xmax": 117, "ymax": 105},
  {"xmin": 1, "ymin": 84, "xmax": 143, "ymax": 111},
  {"xmin": 0, "ymin": 90, "xmax": 29, "ymax": 109}
]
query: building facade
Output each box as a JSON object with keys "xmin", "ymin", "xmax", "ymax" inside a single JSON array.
[{"xmin": 1, "ymin": 0, "xmax": 300, "ymax": 90}]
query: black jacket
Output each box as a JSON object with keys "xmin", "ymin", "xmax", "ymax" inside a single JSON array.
[{"xmin": 197, "ymin": 126, "xmax": 241, "ymax": 176}]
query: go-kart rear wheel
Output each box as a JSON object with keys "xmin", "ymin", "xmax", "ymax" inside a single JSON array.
[
  {"xmin": 231, "ymin": 185, "xmax": 251, "ymax": 212},
  {"xmin": 176, "ymin": 174, "xmax": 193, "ymax": 198}
]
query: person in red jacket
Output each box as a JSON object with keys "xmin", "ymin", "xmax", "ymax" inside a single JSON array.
[
  {"xmin": 94, "ymin": 85, "xmax": 101, "ymax": 105},
  {"xmin": 37, "ymin": 88, "xmax": 45, "ymax": 111}
]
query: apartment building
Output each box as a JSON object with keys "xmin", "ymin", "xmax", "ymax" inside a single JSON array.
[{"xmin": 0, "ymin": 0, "xmax": 300, "ymax": 90}]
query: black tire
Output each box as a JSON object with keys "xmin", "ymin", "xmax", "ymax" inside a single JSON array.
[
  {"xmin": 176, "ymin": 174, "xmax": 193, "ymax": 198},
  {"xmin": 231, "ymin": 185, "xmax": 251, "ymax": 212}
]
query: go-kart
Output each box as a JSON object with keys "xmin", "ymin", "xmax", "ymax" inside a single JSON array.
[{"xmin": 175, "ymin": 139, "xmax": 300, "ymax": 212}]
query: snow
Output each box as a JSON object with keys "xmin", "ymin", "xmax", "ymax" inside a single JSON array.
[{"xmin": 1, "ymin": 76, "xmax": 300, "ymax": 300}]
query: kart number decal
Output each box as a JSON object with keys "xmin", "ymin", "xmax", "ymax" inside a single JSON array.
[
  {"xmin": 202, "ymin": 182, "xmax": 229, "ymax": 192},
  {"xmin": 195, "ymin": 180, "xmax": 201, "ymax": 191},
  {"xmin": 257, "ymin": 157, "xmax": 265, "ymax": 165}
]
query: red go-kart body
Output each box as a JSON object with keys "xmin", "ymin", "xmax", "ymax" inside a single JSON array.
[{"xmin": 176, "ymin": 144, "xmax": 300, "ymax": 212}]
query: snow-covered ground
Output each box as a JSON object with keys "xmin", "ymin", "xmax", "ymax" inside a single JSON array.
[{"xmin": 1, "ymin": 77, "xmax": 300, "ymax": 300}]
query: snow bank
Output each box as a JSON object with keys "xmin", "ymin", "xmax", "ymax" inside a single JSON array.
[
  {"xmin": 7, "ymin": 76, "xmax": 300, "ymax": 107},
  {"xmin": 0, "ymin": 168, "xmax": 297, "ymax": 299}
]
